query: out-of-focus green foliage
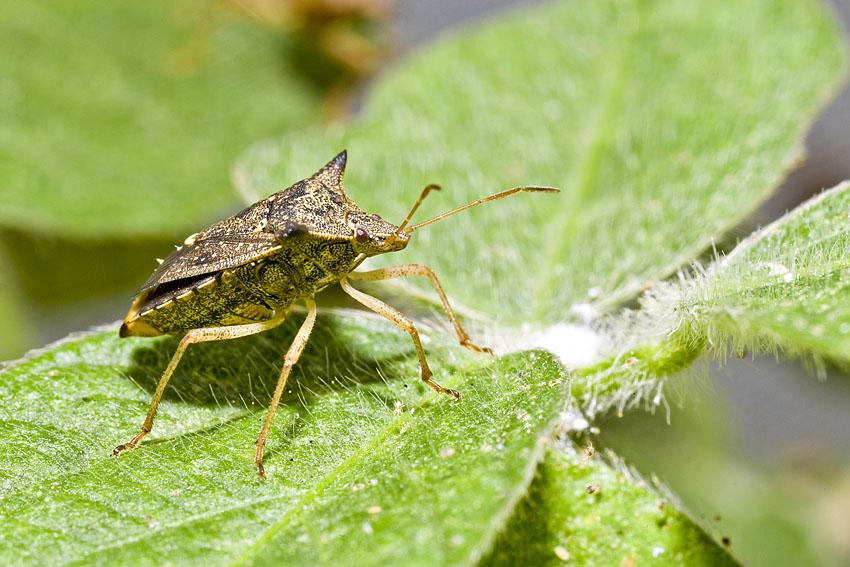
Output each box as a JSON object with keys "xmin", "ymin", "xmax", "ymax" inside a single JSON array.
[
  {"xmin": 0, "ymin": 0, "xmax": 319, "ymax": 239},
  {"xmin": 0, "ymin": 0, "xmax": 323, "ymax": 356}
]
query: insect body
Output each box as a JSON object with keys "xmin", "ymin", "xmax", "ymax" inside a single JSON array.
[{"xmin": 115, "ymin": 151, "xmax": 558, "ymax": 476}]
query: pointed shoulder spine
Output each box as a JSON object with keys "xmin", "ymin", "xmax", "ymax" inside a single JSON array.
[
  {"xmin": 310, "ymin": 149, "xmax": 348, "ymax": 191},
  {"xmin": 332, "ymin": 149, "xmax": 347, "ymax": 170}
]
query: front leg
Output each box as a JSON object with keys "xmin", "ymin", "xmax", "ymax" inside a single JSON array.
[
  {"xmin": 339, "ymin": 277, "xmax": 461, "ymax": 399},
  {"xmin": 348, "ymin": 263, "xmax": 492, "ymax": 355}
]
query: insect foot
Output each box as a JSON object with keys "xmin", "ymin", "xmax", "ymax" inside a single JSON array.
[
  {"xmin": 255, "ymin": 444, "xmax": 267, "ymax": 479},
  {"xmin": 460, "ymin": 338, "xmax": 494, "ymax": 356},
  {"xmin": 417, "ymin": 361, "xmax": 462, "ymax": 399},
  {"xmin": 112, "ymin": 430, "xmax": 148, "ymax": 456},
  {"xmin": 442, "ymin": 386, "xmax": 462, "ymax": 400},
  {"xmin": 112, "ymin": 443, "xmax": 133, "ymax": 457},
  {"xmin": 423, "ymin": 377, "xmax": 462, "ymax": 400}
]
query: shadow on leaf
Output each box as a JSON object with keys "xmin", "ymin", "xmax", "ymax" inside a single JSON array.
[{"xmin": 124, "ymin": 313, "xmax": 437, "ymax": 415}]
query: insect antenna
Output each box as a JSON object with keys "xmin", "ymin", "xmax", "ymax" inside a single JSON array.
[
  {"xmin": 396, "ymin": 183, "xmax": 441, "ymax": 233},
  {"xmin": 403, "ymin": 186, "xmax": 559, "ymax": 234}
]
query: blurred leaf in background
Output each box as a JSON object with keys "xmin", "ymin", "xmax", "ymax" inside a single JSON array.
[
  {"xmin": 0, "ymin": 0, "xmax": 319, "ymax": 239},
  {"xmin": 0, "ymin": 0, "xmax": 337, "ymax": 355}
]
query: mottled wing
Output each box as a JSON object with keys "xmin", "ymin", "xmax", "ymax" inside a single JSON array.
[
  {"xmin": 139, "ymin": 150, "xmax": 354, "ymax": 292},
  {"xmin": 139, "ymin": 231, "xmax": 280, "ymax": 292}
]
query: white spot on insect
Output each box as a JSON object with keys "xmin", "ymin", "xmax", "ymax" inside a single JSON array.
[
  {"xmin": 176, "ymin": 290, "xmax": 193, "ymax": 300},
  {"xmin": 155, "ymin": 258, "xmax": 164, "ymax": 265},
  {"xmin": 183, "ymin": 232, "xmax": 199, "ymax": 246}
]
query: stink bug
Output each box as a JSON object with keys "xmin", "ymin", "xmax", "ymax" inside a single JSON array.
[{"xmin": 114, "ymin": 151, "xmax": 558, "ymax": 476}]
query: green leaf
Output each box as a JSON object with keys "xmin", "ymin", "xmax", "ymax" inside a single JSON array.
[
  {"xmin": 0, "ymin": 0, "xmax": 319, "ymax": 239},
  {"xmin": 689, "ymin": 181, "xmax": 850, "ymax": 368},
  {"xmin": 235, "ymin": 0, "xmax": 846, "ymax": 325},
  {"xmin": 484, "ymin": 446, "xmax": 736, "ymax": 566},
  {"xmin": 0, "ymin": 311, "xmax": 567, "ymax": 564}
]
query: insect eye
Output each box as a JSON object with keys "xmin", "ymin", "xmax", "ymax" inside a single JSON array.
[{"xmin": 355, "ymin": 227, "xmax": 369, "ymax": 243}]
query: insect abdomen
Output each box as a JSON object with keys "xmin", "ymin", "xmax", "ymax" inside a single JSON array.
[{"xmin": 121, "ymin": 268, "xmax": 286, "ymax": 337}]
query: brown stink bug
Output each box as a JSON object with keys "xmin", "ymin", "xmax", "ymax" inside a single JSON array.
[{"xmin": 114, "ymin": 151, "xmax": 558, "ymax": 476}]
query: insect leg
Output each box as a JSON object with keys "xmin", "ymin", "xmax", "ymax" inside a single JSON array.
[
  {"xmin": 255, "ymin": 298, "xmax": 317, "ymax": 478},
  {"xmin": 349, "ymin": 264, "xmax": 493, "ymax": 355},
  {"xmin": 112, "ymin": 316, "xmax": 283, "ymax": 457},
  {"xmin": 339, "ymin": 277, "xmax": 461, "ymax": 400}
]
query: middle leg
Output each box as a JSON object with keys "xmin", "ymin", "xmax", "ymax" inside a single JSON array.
[
  {"xmin": 339, "ymin": 277, "xmax": 460, "ymax": 399},
  {"xmin": 348, "ymin": 263, "xmax": 492, "ymax": 354}
]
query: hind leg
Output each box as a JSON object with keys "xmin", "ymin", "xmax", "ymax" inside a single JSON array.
[
  {"xmin": 255, "ymin": 299, "xmax": 317, "ymax": 477},
  {"xmin": 113, "ymin": 316, "xmax": 283, "ymax": 456}
]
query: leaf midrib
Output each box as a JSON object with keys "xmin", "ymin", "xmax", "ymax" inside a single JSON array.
[{"xmin": 531, "ymin": 4, "xmax": 637, "ymax": 320}]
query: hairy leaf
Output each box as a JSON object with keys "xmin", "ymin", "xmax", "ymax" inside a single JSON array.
[
  {"xmin": 235, "ymin": 0, "xmax": 846, "ymax": 325},
  {"xmin": 0, "ymin": 311, "xmax": 568, "ymax": 564},
  {"xmin": 0, "ymin": 0, "xmax": 318, "ymax": 239},
  {"xmin": 691, "ymin": 181, "xmax": 850, "ymax": 368},
  {"xmin": 485, "ymin": 446, "xmax": 736, "ymax": 566}
]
